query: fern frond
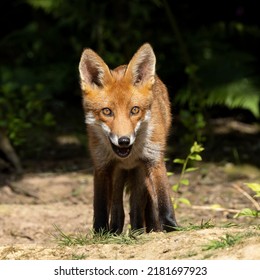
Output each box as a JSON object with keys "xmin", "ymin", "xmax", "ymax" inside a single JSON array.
[{"xmin": 206, "ymin": 78, "xmax": 260, "ymax": 117}]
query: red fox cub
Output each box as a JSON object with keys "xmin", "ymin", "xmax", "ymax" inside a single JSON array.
[{"xmin": 79, "ymin": 43, "xmax": 178, "ymax": 233}]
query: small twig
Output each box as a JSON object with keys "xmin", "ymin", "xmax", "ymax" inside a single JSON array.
[
  {"xmin": 7, "ymin": 182, "xmax": 39, "ymax": 199},
  {"xmin": 232, "ymin": 183, "xmax": 260, "ymax": 211},
  {"xmin": 191, "ymin": 205, "xmax": 239, "ymax": 214},
  {"xmin": 10, "ymin": 231, "xmax": 34, "ymax": 241}
]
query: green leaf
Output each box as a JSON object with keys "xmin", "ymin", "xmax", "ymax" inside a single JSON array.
[
  {"xmin": 172, "ymin": 184, "xmax": 179, "ymax": 192},
  {"xmin": 167, "ymin": 172, "xmax": 174, "ymax": 176},
  {"xmin": 234, "ymin": 208, "xmax": 259, "ymax": 218},
  {"xmin": 189, "ymin": 154, "xmax": 202, "ymax": 161},
  {"xmin": 185, "ymin": 167, "xmax": 199, "ymax": 173},
  {"xmin": 173, "ymin": 158, "xmax": 185, "ymax": 164},
  {"xmin": 245, "ymin": 183, "xmax": 260, "ymax": 193},
  {"xmin": 180, "ymin": 178, "xmax": 189, "ymax": 186},
  {"xmin": 190, "ymin": 142, "xmax": 204, "ymax": 154},
  {"xmin": 173, "ymin": 202, "xmax": 178, "ymax": 209},
  {"xmin": 206, "ymin": 78, "xmax": 260, "ymax": 118},
  {"xmin": 178, "ymin": 197, "xmax": 191, "ymax": 206}
]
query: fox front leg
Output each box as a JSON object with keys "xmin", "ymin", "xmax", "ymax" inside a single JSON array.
[
  {"xmin": 93, "ymin": 169, "xmax": 112, "ymax": 233},
  {"xmin": 109, "ymin": 168, "xmax": 127, "ymax": 234},
  {"xmin": 149, "ymin": 162, "xmax": 178, "ymax": 232},
  {"xmin": 128, "ymin": 167, "xmax": 161, "ymax": 233}
]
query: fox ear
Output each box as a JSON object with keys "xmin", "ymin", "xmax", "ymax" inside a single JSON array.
[
  {"xmin": 126, "ymin": 43, "xmax": 156, "ymax": 87},
  {"xmin": 79, "ymin": 49, "xmax": 111, "ymax": 89}
]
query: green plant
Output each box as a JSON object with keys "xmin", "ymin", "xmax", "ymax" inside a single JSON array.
[
  {"xmin": 52, "ymin": 225, "xmax": 145, "ymax": 246},
  {"xmin": 179, "ymin": 109, "xmax": 207, "ymax": 144},
  {"xmin": 203, "ymin": 233, "xmax": 242, "ymax": 251},
  {"xmin": 234, "ymin": 183, "xmax": 260, "ymax": 218},
  {"xmin": 246, "ymin": 183, "xmax": 260, "ymax": 198},
  {"xmin": 174, "ymin": 22, "xmax": 260, "ymax": 147},
  {"xmin": 176, "ymin": 219, "xmax": 214, "ymax": 231},
  {"xmin": 171, "ymin": 142, "xmax": 204, "ymax": 209},
  {"xmin": 0, "ymin": 67, "xmax": 55, "ymax": 147}
]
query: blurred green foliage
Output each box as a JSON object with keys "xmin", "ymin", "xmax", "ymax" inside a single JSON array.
[
  {"xmin": 0, "ymin": 0, "xmax": 260, "ymax": 156},
  {"xmin": 0, "ymin": 67, "xmax": 55, "ymax": 146},
  {"xmin": 176, "ymin": 22, "xmax": 260, "ymax": 117}
]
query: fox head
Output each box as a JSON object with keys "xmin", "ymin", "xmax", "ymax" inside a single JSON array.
[{"xmin": 79, "ymin": 43, "xmax": 156, "ymax": 159}]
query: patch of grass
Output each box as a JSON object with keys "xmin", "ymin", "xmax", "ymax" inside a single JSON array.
[
  {"xmin": 221, "ymin": 222, "xmax": 239, "ymax": 228},
  {"xmin": 177, "ymin": 219, "xmax": 215, "ymax": 231},
  {"xmin": 52, "ymin": 225, "xmax": 146, "ymax": 246},
  {"xmin": 203, "ymin": 233, "xmax": 242, "ymax": 251}
]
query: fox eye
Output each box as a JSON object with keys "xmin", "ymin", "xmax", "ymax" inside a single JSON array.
[
  {"xmin": 131, "ymin": 106, "xmax": 140, "ymax": 115},
  {"xmin": 102, "ymin": 108, "xmax": 113, "ymax": 116}
]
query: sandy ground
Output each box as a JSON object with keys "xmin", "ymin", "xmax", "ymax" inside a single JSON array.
[{"xmin": 0, "ymin": 162, "xmax": 259, "ymax": 260}]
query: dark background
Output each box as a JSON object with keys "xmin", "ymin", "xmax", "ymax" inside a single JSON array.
[{"xmin": 0, "ymin": 0, "xmax": 260, "ymax": 172}]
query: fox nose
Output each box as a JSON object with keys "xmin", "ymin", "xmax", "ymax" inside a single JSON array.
[{"xmin": 118, "ymin": 136, "xmax": 130, "ymax": 147}]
